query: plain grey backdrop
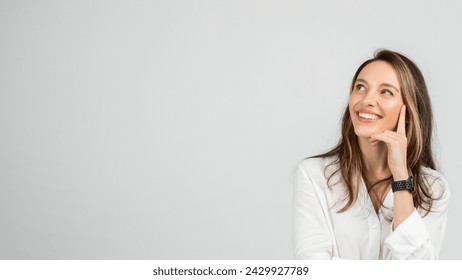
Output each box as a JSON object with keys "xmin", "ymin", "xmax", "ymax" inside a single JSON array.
[{"xmin": 1, "ymin": 0, "xmax": 461, "ymax": 259}]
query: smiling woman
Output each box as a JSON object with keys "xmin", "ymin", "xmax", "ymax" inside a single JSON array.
[
  {"xmin": 350, "ymin": 61, "xmax": 404, "ymax": 139},
  {"xmin": 293, "ymin": 49, "xmax": 450, "ymax": 260}
]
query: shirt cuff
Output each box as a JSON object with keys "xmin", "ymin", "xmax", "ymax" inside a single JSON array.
[{"xmin": 384, "ymin": 209, "xmax": 429, "ymax": 259}]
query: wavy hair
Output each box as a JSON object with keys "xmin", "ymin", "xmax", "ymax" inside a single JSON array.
[{"xmin": 313, "ymin": 49, "xmax": 437, "ymax": 213}]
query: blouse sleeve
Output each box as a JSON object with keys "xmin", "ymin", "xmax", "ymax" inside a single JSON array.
[
  {"xmin": 384, "ymin": 175, "xmax": 450, "ymax": 259},
  {"xmin": 293, "ymin": 162, "xmax": 335, "ymax": 259}
]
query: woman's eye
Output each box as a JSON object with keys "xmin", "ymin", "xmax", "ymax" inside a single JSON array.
[
  {"xmin": 356, "ymin": 85, "xmax": 366, "ymax": 91},
  {"xmin": 382, "ymin": 89, "xmax": 393, "ymax": 96}
]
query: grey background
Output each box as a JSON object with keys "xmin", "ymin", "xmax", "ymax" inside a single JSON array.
[{"xmin": 0, "ymin": 0, "xmax": 460, "ymax": 259}]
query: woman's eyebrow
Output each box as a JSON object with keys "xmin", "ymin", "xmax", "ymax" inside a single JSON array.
[
  {"xmin": 382, "ymin": 83, "xmax": 400, "ymax": 93},
  {"xmin": 355, "ymin": 78, "xmax": 400, "ymax": 92},
  {"xmin": 355, "ymin": 78, "xmax": 368, "ymax": 85}
]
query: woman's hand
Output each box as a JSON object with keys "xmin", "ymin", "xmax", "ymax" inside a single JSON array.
[
  {"xmin": 370, "ymin": 105, "xmax": 409, "ymax": 180},
  {"xmin": 370, "ymin": 105, "xmax": 413, "ymax": 230}
]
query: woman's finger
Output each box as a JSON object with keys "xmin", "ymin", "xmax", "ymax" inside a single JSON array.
[
  {"xmin": 397, "ymin": 105, "xmax": 406, "ymax": 136},
  {"xmin": 369, "ymin": 133, "xmax": 393, "ymax": 144}
]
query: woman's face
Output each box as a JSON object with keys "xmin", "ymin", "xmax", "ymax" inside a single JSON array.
[{"xmin": 349, "ymin": 60, "xmax": 404, "ymax": 139}]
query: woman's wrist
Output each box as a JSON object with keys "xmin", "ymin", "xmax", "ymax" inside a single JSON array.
[
  {"xmin": 393, "ymin": 173, "xmax": 409, "ymax": 181},
  {"xmin": 392, "ymin": 167, "xmax": 409, "ymax": 181}
]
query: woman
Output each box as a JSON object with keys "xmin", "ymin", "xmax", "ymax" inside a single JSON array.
[{"xmin": 293, "ymin": 50, "xmax": 450, "ymax": 259}]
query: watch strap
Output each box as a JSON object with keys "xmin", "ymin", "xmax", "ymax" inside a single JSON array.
[{"xmin": 392, "ymin": 176, "xmax": 414, "ymax": 193}]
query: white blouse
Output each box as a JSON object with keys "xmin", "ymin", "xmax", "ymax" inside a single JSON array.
[{"xmin": 293, "ymin": 156, "xmax": 450, "ymax": 260}]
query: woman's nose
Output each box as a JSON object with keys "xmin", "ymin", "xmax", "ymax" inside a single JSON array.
[{"xmin": 362, "ymin": 90, "xmax": 378, "ymax": 106}]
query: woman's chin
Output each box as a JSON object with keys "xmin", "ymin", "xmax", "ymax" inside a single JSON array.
[{"xmin": 354, "ymin": 128, "xmax": 378, "ymax": 138}]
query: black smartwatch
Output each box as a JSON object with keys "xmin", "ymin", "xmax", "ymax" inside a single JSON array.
[{"xmin": 392, "ymin": 176, "xmax": 414, "ymax": 193}]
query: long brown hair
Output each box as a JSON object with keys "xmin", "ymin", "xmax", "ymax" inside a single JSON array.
[{"xmin": 313, "ymin": 49, "xmax": 437, "ymax": 213}]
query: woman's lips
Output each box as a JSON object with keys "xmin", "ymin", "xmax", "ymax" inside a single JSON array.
[{"xmin": 356, "ymin": 111, "xmax": 382, "ymax": 122}]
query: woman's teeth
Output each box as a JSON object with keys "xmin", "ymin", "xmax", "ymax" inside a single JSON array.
[{"xmin": 358, "ymin": 112, "xmax": 381, "ymax": 120}]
